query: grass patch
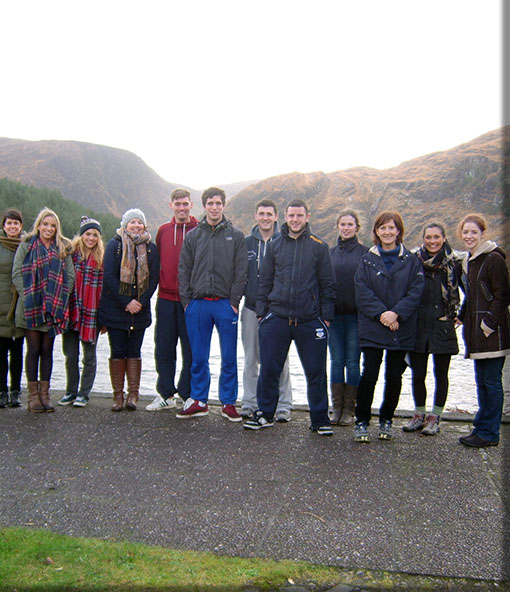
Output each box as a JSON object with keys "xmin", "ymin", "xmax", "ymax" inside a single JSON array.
[{"xmin": 0, "ymin": 527, "xmax": 503, "ymax": 591}]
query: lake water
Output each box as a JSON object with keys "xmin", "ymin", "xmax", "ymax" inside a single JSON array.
[{"xmin": 46, "ymin": 299, "xmax": 507, "ymax": 414}]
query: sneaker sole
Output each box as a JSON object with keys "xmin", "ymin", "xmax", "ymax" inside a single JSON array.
[
  {"xmin": 276, "ymin": 416, "xmax": 291, "ymax": 423},
  {"xmin": 421, "ymin": 428, "xmax": 440, "ymax": 436},
  {"xmin": 58, "ymin": 400, "xmax": 75, "ymax": 406},
  {"xmin": 315, "ymin": 430, "xmax": 333, "ymax": 436},
  {"xmin": 73, "ymin": 402, "xmax": 88, "ymax": 407},
  {"xmin": 378, "ymin": 433, "xmax": 393, "ymax": 440},
  {"xmin": 146, "ymin": 405, "xmax": 174, "ymax": 411},
  {"xmin": 176, "ymin": 411, "xmax": 209, "ymax": 419},
  {"xmin": 354, "ymin": 436, "xmax": 370, "ymax": 443},
  {"xmin": 221, "ymin": 412, "xmax": 243, "ymax": 422},
  {"xmin": 402, "ymin": 425, "xmax": 425, "ymax": 432},
  {"xmin": 243, "ymin": 422, "xmax": 274, "ymax": 430}
]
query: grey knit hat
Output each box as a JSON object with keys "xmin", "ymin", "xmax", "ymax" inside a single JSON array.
[{"xmin": 121, "ymin": 208, "xmax": 147, "ymax": 228}]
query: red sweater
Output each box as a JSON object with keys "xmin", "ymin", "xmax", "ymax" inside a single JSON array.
[{"xmin": 156, "ymin": 216, "xmax": 198, "ymax": 301}]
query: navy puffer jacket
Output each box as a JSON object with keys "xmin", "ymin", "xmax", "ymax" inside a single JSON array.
[{"xmin": 355, "ymin": 245, "xmax": 424, "ymax": 350}]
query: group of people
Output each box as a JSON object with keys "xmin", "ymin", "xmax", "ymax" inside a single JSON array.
[{"xmin": 1, "ymin": 188, "xmax": 509, "ymax": 448}]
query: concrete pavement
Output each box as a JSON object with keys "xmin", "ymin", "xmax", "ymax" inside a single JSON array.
[{"xmin": 0, "ymin": 392, "xmax": 508, "ymax": 587}]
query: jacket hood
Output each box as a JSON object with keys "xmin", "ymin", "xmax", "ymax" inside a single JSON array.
[
  {"xmin": 249, "ymin": 221, "xmax": 280, "ymax": 242},
  {"xmin": 170, "ymin": 215, "xmax": 199, "ymax": 227},
  {"xmin": 463, "ymin": 240, "xmax": 502, "ymax": 272}
]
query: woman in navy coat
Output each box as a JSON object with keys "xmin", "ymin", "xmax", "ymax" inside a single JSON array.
[
  {"xmin": 99, "ymin": 209, "xmax": 159, "ymax": 411},
  {"xmin": 353, "ymin": 211, "xmax": 424, "ymax": 443}
]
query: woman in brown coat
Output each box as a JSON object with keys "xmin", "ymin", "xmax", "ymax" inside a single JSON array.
[{"xmin": 457, "ymin": 213, "xmax": 510, "ymax": 447}]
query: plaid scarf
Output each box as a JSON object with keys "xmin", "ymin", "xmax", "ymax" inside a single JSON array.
[
  {"xmin": 69, "ymin": 251, "xmax": 103, "ymax": 343},
  {"xmin": 117, "ymin": 228, "xmax": 151, "ymax": 299},
  {"xmin": 21, "ymin": 236, "xmax": 71, "ymax": 337},
  {"xmin": 416, "ymin": 241, "xmax": 460, "ymax": 319}
]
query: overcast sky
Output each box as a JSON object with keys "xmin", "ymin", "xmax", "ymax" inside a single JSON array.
[{"xmin": 0, "ymin": 0, "xmax": 503, "ymax": 189}]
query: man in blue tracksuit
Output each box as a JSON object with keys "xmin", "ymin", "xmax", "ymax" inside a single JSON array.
[{"xmin": 244, "ymin": 198, "xmax": 336, "ymax": 434}]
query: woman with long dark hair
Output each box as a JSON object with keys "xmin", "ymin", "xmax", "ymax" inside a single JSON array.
[
  {"xmin": 58, "ymin": 216, "xmax": 104, "ymax": 408},
  {"xmin": 0, "ymin": 209, "xmax": 24, "ymax": 408},
  {"xmin": 12, "ymin": 208, "xmax": 74, "ymax": 412},
  {"xmin": 99, "ymin": 209, "xmax": 159, "ymax": 411},
  {"xmin": 457, "ymin": 213, "xmax": 510, "ymax": 447},
  {"xmin": 354, "ymin": 211, "xmax": 424, "ymax": 443},
  {"xmin": 403, "ymin": 222, "xmax": 462, "ymax": 436},
  {"xmin": 328, "ymin": 210, "xmax": 368, "ymax": 426}
]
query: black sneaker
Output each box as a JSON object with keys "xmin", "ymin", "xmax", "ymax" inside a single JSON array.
[
  {"xmin": 311, "ymin": 425, "xmax": 333, "ymax": 436},
  {"xmin": 8, "ymin": 390, "xmax": 22, "ymax": 407},
  {"xmin": 243, "ymin": 411, "xmax": 274, "ymax": 430}
]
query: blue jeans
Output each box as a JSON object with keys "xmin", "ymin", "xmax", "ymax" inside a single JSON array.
[
  {"xmin": 185, "ymin": 299, "xmax": 239, "ymax": 404},
  {"xmin": 328, "ymin": 313, "xmax": 361, "ymax": 385},
  {"xmin": 154, "ymin": 299, "xmax": 191, "ymax": 400},
  {"xmin": 472, "ymin": 356, "xmax": 505, "ymax": 442}
]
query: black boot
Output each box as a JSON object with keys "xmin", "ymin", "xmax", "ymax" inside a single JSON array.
[
  {"xmin": 8, "ymin": 390, "xmax": 22, "ymax": 407},
  {"xmin": 0, "ymin": 391, "xmax": 8, "ymax": 408}
]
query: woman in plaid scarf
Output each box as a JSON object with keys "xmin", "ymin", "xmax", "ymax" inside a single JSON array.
[
  {"xmin": 12, "ymin": 208, "xmax": 75, "ymax": 412},
  {"xmin": 98, "ymin": 208, "xmax": 159, "ymax": 412},
  {"xmin": 58, "ymin": 216, "xmax": 104, "ymax": 408}
]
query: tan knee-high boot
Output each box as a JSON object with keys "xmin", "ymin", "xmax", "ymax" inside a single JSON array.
[
  {"xmin": 39, "ymin": 381, "xmax": 54, "ymax": 412},
  {"xmin": 329, "ymin": 383, "xmax": 345, "ymax": 425},
  {"xmin": 27, "ymin": 381, "xmax": 45, "ymax": 413},
  {"xmin": 109, "ymin": 358, "xmax": 127, "ymax": 412},
  {"xmin": 339, "ymin": 384, "xmax": 357, "ymax": 426},
  {"xmin": 125, "ymin": 358, "xmax": 141, "ymax": 411}
]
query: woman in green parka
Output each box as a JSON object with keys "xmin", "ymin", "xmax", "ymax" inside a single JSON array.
[{"xmin": 0, "ymin": 209, "xmax": 25, "ymax": 408}]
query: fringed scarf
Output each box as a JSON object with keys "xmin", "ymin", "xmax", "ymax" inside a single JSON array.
[
  {"xmin": 416, "ymin": 241, "xmax": 460, "ymax": 319},
  {"xmin": 68, "ymin": 251, "xmax": 103, "ymax": 343},
  {"xmin": 21, "ymin": 236, "xmax": 71, "ymax": 337},
  {"xmin": 117, "ymin": 228, "xmax": 151, "ymax": 299}
]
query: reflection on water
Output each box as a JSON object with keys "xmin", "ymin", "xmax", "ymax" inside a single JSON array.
[{"xmin": 48, "ymin": 301, "xmax": 481, "ymax": 413}]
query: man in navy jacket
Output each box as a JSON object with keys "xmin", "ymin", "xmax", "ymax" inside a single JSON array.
[{"xmin": 244, "ymin": 199, "xmax": 336, "ymax": 434}]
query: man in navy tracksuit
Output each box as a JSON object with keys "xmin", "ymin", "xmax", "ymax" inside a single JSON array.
[{"xmin": 244, "ymin": 199, "xmax": 336, "ymax": 434}]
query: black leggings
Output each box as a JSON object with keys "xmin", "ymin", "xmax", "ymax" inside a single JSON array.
[
  {"xmin": 355, "ymin": 347, "xmax": 407, "ymax": 424},
  {"xmin": 25, "ymin": 330, "xmax": 55, "ymax": 382},
  {"xmin": 408, "ymin": 351, "xmax": 452, "ymax": 409},
  {"xmin": 0, "ymin": 336, "xmax": 24, "ymax": 392}
]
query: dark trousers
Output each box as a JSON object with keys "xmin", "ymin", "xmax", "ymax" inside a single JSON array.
[
  {"xmin": 0, "ymin": 336, "xmax": 24, "ymax": 392},
  {"xmin": 408, "ymin": 351, "xmax": 452, "ymax": 409},
  {"xmin": 355, "ymin": 347, "xmax": 407, "ymax": 424},
  {"xmin": 257, "ymin": 314, "xmax": 330, "ymax": 429},
  {"xmin": 107, "ymin": 328, "xmax": 145, "ymax": 359},
  {"xmin": 154, "ymin": 299, "xmax": 191, "ymax": 400}
]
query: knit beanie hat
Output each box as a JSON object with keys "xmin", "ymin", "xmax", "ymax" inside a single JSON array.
[
  {"xmin": 121, "ymin": 208, "xmax": 147, "ymax": 229},
  {"xmin": 79, "ymin": 215, "xmax": 102, "ymax": 235}
]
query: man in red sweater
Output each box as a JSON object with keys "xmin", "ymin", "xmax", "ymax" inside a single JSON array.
[{"xmin": 146, "ymin": 188, "xmax": 199, "ymax": 410}]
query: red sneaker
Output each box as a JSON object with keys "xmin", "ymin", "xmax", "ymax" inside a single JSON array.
[
  {"xmin": 176, "ymin": 398, "xmax": 209, "ymax": 419},
  {"xmin": 221, "ymin": 404, "xmax": 242, "ymax": 422}
]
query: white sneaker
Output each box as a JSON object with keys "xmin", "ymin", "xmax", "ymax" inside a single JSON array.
[
  {"xmin": 145, "ymin": 394, "xmax": 177, "ymax": 411},
  {"xmin": 276, "ymin": 409, "xmax": 291, "ymax": 422}
]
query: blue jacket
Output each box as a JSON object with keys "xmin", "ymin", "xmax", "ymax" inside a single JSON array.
[
  {"xmin": 98, "ymin": 235, "xmax": 160, "ymax": 330},
  {"xmin": 355, "ymin": 245, "xmax": 424, "ymax": 350},
  {"xmin": 244, "ymin": 222, "xmax": 281, "ymax": 312},
  {"xmin": 330, "ymin": 235, "xmax": 369, "ymax": 315},
  {"xmin": 256, "ymin": 223, "xmax": 336, "ymax": 322}
]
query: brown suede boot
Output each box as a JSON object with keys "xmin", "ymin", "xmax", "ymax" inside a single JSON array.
[
  {"xmin": 338, "ymin": 384, "xmax": 357, "ymax": 426},
  {"xmin": 329, "ymin": 383, "xmax": 345, "ymax": 425},
  {"xmin": 39, "ymin": 380, "xmax": 54, "ymax": 412},
  {"xmin": 27, "ymin": 381, "xmax": 45, "ymax": 413},
  {"xmin": 125, "ymin": 358, "xmax": 142, "ymax": 411},
  {"xmin": 109, "ymin": 358, "xmax": 126, "ymax": 412}
]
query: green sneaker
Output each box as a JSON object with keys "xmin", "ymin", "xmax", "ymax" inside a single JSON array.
[{"xmin": 58, "ymin": 393, "xmax": 76, "ymax": 406}]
